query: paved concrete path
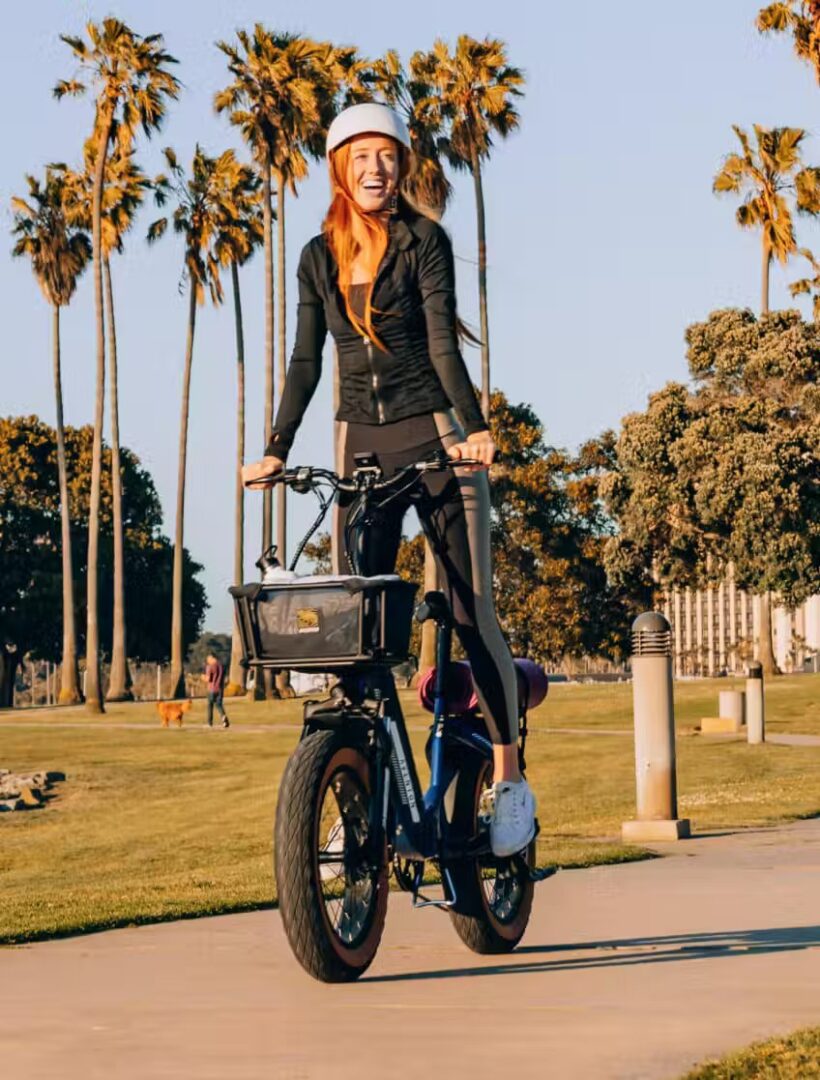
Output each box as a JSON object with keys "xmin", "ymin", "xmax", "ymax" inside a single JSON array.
[{"xmin": 3, "ymin": 819, "xmax": 820, "ymax": 1080}]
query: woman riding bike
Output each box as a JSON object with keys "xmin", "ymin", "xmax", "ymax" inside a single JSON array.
[{"xmin": 242, "ymin": 102, "xmax": 535, "ymax": 858}]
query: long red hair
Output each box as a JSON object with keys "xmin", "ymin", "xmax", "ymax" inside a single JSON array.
[
  {"xmin": 323, "ymin": 139, "xmax": 480, "ymax": 352},
  {"xmin": 323, "ymin": 139, "xmax": 411, "ymax": 348}
]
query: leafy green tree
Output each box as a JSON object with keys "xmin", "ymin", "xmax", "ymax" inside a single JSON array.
[
  {"xmin": 186, "ymin": 632, "xmax": 232, "ymax": 677},
  {"xmin": 11, "ymin": 169, "xmax": 91, "ymax": 703},
  {"xmin": 148, "ymin": 146, "xmax": 249, "ymax": 698},
  {"xmin": 487, "ymin": 393, "xmax": 638, "ymax": 663},
  {"xmin": 55, "ymin": 18, "xmax": 178, "ymax": 712},
  {"xmin": 713, "ymin": 124, "xmax": 820, "ymax": 314},
  {"xmin": 415, "ymin": 37, "xmax": 525, "ymax": 420},
  {"xmin": 604, "ymin": 308, "xmax": 820, "ymax": 674},
  {"xmin": 0, "ymin": 416, "xmax": 207, "ymax": 702},
  {"xmin": 713, "ymin": 127, "xmax": 820, "ymax": 664}
]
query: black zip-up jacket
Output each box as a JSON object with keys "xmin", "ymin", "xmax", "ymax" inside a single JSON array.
[{"xmin": 265, "ymin": 207, "xmax": 487, "ymax": 459}]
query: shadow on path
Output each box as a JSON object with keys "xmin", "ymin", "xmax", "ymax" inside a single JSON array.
[{"xmin": 363, "ymin": 924, "xmax": 820, "ymax": 984}]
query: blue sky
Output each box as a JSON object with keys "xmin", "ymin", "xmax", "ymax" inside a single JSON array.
[{"xmin": 3, "ymin": 0, "xmax": 820, "ymax": 632}]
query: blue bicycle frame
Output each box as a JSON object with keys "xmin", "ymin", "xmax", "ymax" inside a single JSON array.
[{"xmin": 375, "ymin": 593, "xmax": 493, "ymax": 865}]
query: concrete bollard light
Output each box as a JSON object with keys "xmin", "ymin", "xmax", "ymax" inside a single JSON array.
[
  {"xmin": 622, "ymin": 612, "xmax": 691, "ymax": 843},
  {"xmin": 746, "ymin": 661, "xmax": 765, "ymax": 745},
  {"xmin": 719, "ymin": 689, "xmax": 745, "ymax": 731}
]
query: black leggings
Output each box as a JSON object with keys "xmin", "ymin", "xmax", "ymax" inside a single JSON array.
[{"xmin": 331, "ymin": 412, "xmax": 518, "ymax": 746}]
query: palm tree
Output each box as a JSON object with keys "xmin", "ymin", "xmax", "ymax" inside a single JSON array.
[
  {"xmin": 271, "ymin": 41, "xmax": 336, "ymax": 570},
  {"xmin": 11, "ymin": 169, "xmax": 91, "ymax": 704},
  {"xmin": 216, "ymin": 28, "xmax": 302, "ymax": 560},
  {"xmin": 59, "ymin": 138, "xmax": 154, "ymax": 700},
  {"xmin": 713, "ymin": 125, "xmax": 820, "ymax": 313},
  {"xmin": 713, "ymin": 123, "xmax": 820, "ymax": 673},
  {"xmin": 757, "ymin": 2, "xmax": 820, "ymax": 81},
  {"xmin": 415, "ymin": 36, "xmax": 525, "ymax": 421},
  {"xmin": 210, "ymin": 163, "xmax": 264, "ymax": 695},
  {"xmin": 149, "ymin": 147, "xmax": 249, "ymax": 698},
  {"xmin": 55, "ymin": 18, "xmax": 178, "ymax": 712},
  {"xmin": 366, "ymin": 49, "xmax": 453, "ymax": 216}
]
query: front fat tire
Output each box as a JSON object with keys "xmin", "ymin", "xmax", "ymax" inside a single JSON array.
[
  {"xmin": 444, "ymin": 755, "xmax": 535, "ymax": 955},
  {"xmin": 274, "ymin": 730, "xmax": 388, "ymax": 983}
]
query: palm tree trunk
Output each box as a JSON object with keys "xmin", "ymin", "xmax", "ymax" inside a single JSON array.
[
  {"xmin": 85, "ymin": 112, "xmax": 114, "ymax": 714},
  {"xmin": 52, "ymin": 304, "xmax": 81, "ymax": 705},
  {"xmin": 261, "ymin": 153, "xmax": 275, "ymax": 555},
  {"xmin": 275, "ymin": 173, "xmax": 292, "ymax": 699},
  {"xmin": 276, "ymin": 173, "xmax": 287, "ymax": 565},
  {"xmin": 755, "ymin": 593, "xmax": 779, "ymax": 676},
  {"xmin": 472, "ymin": 148, "xmax": 491, "ymax": 423},
  {"xmin": 756, "ymin": 241, "xmax": 778, "ymax": 673},
  {"xmin": 228, "ymin": 261, "xmax": 247, "ymax": 694},
  {"xmin": 169, "ymin": 288, "xmax": 198, "ymax": 699},
  {"xmin": 104, "ymin": 257, "xmax": 131, "ymax": 701},
  {"xmin": 261, "ymin": 154, "xmax": 277, "ymax": 700}
]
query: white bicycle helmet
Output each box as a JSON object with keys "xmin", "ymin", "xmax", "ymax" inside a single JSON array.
[{"xmin": 326, "ymin": 103, "xmax": 411, "ymax": 158}]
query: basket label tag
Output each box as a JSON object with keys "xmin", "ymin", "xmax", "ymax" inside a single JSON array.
[{"xmin": 295, "ymin": 608, "xmax": 321, "ymax": 634}]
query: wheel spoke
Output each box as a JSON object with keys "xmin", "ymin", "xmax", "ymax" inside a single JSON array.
[{"xmin": 317, "ymin": 766, "xmax": 377, "ymax": 947}]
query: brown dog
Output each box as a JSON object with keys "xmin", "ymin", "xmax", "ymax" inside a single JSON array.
[{"xmin": 156, "ymin": 699, "xmax": 192, "ymax": 728}]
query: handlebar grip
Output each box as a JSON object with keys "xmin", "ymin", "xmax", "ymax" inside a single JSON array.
[
  {"xmin": 450, "ymin": 450, "xmax": 502, "ymax": 466},
  {"xmin": 244, "ymin": 472, "xmax": 285, "ymax": 489}
]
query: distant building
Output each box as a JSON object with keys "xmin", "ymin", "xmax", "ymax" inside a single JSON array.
[{"xmin": 662, "ymin": 570, "xmax": 819, "ymax": 676}]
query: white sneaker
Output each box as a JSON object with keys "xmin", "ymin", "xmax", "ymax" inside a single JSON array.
[{"xmin": 487, "ymin": 779, "xmax": 537, "ymax": 857}]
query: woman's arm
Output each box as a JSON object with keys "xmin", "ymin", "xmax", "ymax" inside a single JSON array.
[
  {"xmin": 417, "ymin": 224, "xmax": 487, "ymax": 436},
  {"xmin": 264, "ymin": 244, "xmax": 327, "ymax": 459}
]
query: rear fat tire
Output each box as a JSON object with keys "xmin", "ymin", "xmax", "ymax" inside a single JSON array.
[
  {"xmin": 443, "ymin": 754, "xmax": 535, "ymax": 955},
  {"xmin": 275, "ymin": 730, "xmax": 388, "ymax": 982}
]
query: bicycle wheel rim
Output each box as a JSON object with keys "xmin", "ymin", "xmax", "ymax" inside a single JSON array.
[{"xmin": 313, "ymin": 748, "xmax": 386, "ymax": 962}]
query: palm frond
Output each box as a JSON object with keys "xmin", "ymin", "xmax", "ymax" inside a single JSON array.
[
  {"xmin": 53, "ymin": 79, "xmax": 86, "ymax": 100},
  {"xmin": 146, "ymin": 217, "xmax": 167, "ymax": 243}
]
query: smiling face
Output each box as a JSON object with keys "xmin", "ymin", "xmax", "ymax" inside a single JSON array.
[{"xmin": 346, "ymin": 134, "xmax": 401, "ymax": 213}]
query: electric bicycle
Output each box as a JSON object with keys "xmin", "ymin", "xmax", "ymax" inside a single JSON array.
[{"xmin": 231, "ymin": 451, "xmax": 554, "ymax": 983}]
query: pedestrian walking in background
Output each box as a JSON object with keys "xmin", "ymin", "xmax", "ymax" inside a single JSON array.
[{"xmin": 202, "ymin": 652, "xmax": 230, "ymax": 728}]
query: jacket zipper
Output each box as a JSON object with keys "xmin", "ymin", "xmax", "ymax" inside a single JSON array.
[
  {"xmin": 359, "ymin": 223, "xmax": 395, "ymax": 425},
  {"xmin": 363, "ymin": 334, "xmax": 386, "ymax": 423}
]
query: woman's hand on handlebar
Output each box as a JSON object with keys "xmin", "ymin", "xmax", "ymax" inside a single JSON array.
[
  {"xmin": 446, "ymin": 430, "xmax": 497, "ymax": 471},
  {"xmin": 242, "ymin": 455, "xmax": 285, "ymax": 490}
]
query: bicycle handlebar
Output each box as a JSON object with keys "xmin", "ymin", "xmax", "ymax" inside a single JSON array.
[{"xmin": 247, "ymin": 450, "xmax": 498, "ymax": 495}]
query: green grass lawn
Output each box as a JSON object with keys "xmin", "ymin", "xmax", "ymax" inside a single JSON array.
[
  {"xmin": 0, "ymin": 675, "xmax": 818, "ymax": 945},
  {"xmin": 682, "ymin": 1027, "xmax": 820, "ymax": 1078},
  {"xmin": 538, "ymin": 673, "xmax": 820, "ymax": 735}
]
